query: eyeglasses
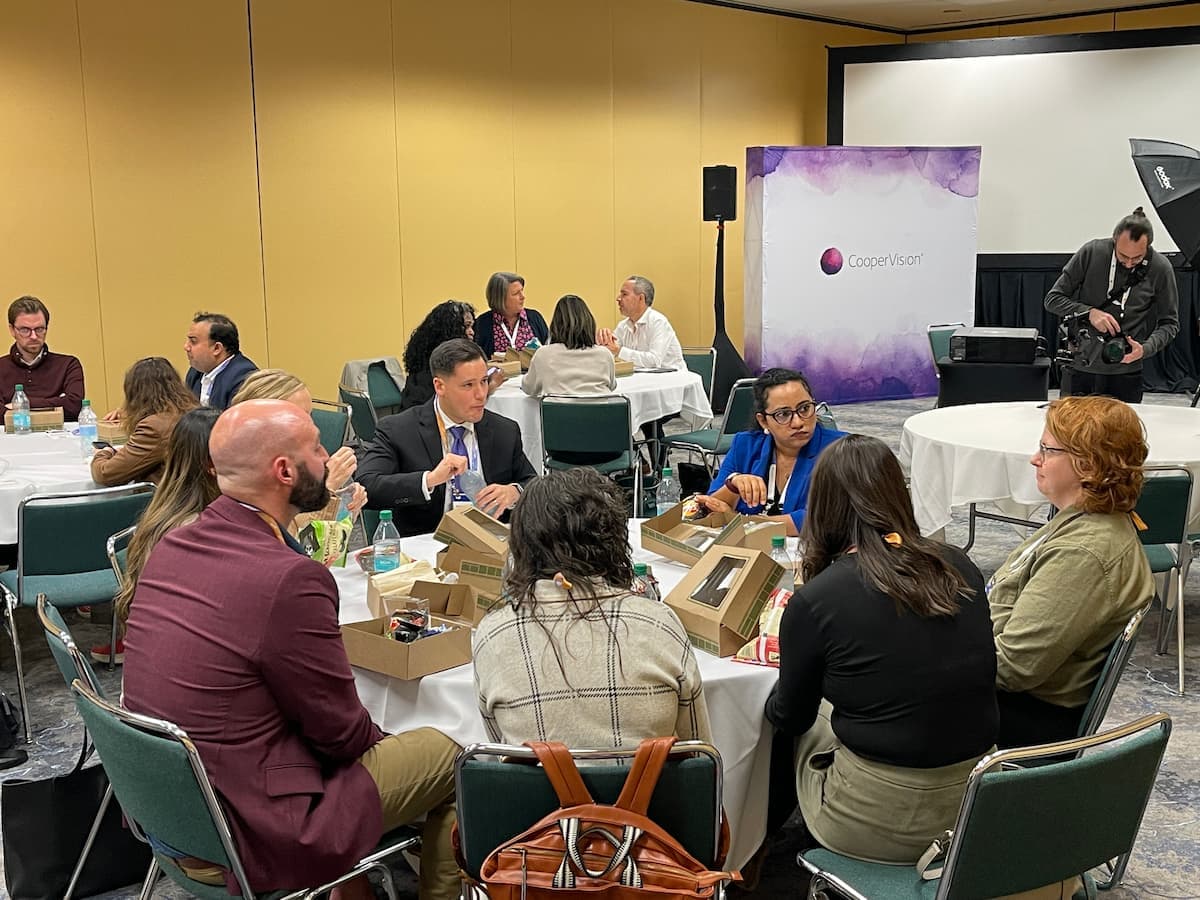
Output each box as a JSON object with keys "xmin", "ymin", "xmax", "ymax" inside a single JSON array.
[
  {"xmin": 765, "ymin": 402, "xmax": 817, "ymax": 425},
  {"xmin": 1037, "ymin": 441, "xmax": 1069, "ymax": 457},
  {"xmin": 12, "ymin": 326, "xmax": 47, "ymax": 337}
]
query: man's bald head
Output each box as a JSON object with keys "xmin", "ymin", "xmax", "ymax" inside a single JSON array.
[{"xmin": 210, "ymin": 400, "xmax": 319, "ymax": 496}]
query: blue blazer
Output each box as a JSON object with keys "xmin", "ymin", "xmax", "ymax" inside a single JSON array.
[
  {"xmin": 474, "ymin": 309, "xmax": 550, "ymax": 358},
  {"xmin": 709, "ymin": 423, "xmax": 847, "ymax": 531},
  {"xmin": 186, "ymin": 353, "xmax": 258, "ymax": 411}
]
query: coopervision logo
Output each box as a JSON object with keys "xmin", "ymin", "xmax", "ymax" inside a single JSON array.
[{"xmin": 820, "ymin": 247, "xmax": 924, "ymax": 275}]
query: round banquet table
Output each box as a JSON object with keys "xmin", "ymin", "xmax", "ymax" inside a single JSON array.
[
  {"xmin": 486, "ymin": 370, "xmax": 714, "ymax": 473},
  {"xmin": 0, "ymin": 429, "xmax": 95, "ymax": 544},
  {"xmin": 333, "ymin": 520, "xmax": 777, "ymax": 870},
  {"xmin": 899, "ymin": 401, "xmax": 1200, "ymax": 536}
]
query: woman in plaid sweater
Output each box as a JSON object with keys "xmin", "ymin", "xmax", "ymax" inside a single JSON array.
[{"xmin": 472, "ymin": 468, "xmax": 712, "ymax": 749}]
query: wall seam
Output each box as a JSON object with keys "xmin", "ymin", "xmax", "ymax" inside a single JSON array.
[
  {"xmin": 245, "ymin": 0, "xmax": 271, "ymax": 367},
  {"xmin": 389, "ymin": 0, "xmax": 406, "ymax": 332},
  {"xmin": 509, "ymin": 0, "xmax": 519, "ymax": 268}
]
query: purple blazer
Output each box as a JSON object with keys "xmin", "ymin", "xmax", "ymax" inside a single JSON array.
[{"xmin": 122, "ymin": 496, "xmax": 385, "ymax": 893}]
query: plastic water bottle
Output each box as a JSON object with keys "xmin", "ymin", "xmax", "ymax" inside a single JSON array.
[
  {"xmin": 372, "ymin": 510, "xmax": 402, "ymax": 573},
  {"xmin": 770, "ymin": 535, "xmax": 795, "ymax": 593},
  {"xmin": 632, "ymin": 562, "xmax": 661, "ymax": 603},
  {"xmin": 655, "ymin": 467, "xmax": 680, "ymax": 516},
  {"xmin": 78, "ymin": 399, "xmax": 98, "ymax": 459},
  {"xmin": 10, "ymin": 384, "xmax": 31, "ymax": 435}
]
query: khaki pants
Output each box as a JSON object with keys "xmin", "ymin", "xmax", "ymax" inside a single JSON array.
[
  {"xmin": 359, "ymin": 727, "xmax": 460, "ymax": 900},
  {"xmin": 795, "ymin": 702, "xmax": 987, "ymax": 864}
]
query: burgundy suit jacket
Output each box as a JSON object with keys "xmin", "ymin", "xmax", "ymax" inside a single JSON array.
[{"xmin": 122, "ymin": 496, "xmax": 385, "ymax": 892}]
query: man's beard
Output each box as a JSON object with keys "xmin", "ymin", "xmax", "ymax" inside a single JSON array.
[{"xmin": 290, "ymin": 463, "xmax": 331, "ymax": 513}]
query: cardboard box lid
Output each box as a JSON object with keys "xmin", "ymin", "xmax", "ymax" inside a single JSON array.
[
  {"xmin": 341, "ymin": 614, "xmax": 472, "ymax": 680},
  {"xmin": 436, "ymin": 543, "xmax": 505, "ymax": 618},
  {"xmin": 664, "ymin": 545, "xmax": 783, "ymax": 657},
  {"xmin": 504, "ymin": 347, "xmax": 538, "ymax": 371},
  {"xmin": 96, "ymin": 420, "xmax": 128, "ymax": 444},
  {"xmin": 4, "ymin": 406, "xmax": 65, "ymax": 431},
  {"xmin": 433, "ymin": 506, "xmax": 510, "ymax": 557},
  {"xmin": 614, "ymin": 359, "xmax": 636, "ymax": 378},
  {"xmin": 641, "ymin": 501, "xmax": 784, "ymax": 565},
  {"xmin": 368, "ymin": 576, "xmax": 480, "ymax": 627}
]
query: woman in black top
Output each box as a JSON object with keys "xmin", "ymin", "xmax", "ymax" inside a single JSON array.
[{"xmin": 765, "ymin": 434, "xmax": 997, "ymax": 864}]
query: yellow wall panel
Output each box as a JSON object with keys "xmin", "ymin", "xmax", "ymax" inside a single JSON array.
[
  {"xmin": 392, "ymin": 0, "xmax": 517, "ymax": 328},
  {"xmin": 510, "ymin": 0, "xmax": 615, "ymax": 329},
  {"xmin": 0, "ymin": 2, "xmax": 104, "ymax": 409},
  {"xmin": 77, "ymin": 0, "xmax": 262, "ymax": 409},
  {"xmin": 796, "ymin": 23, "xmax": 900, "ymax": 145},
  {"xmin": 1118, "ymin": 4, "xmax": 1200, "ymax": 28},
  {"xmin": 611, "ymin": 0, "xmax": 703, "ymax": 346},
  {"xmin": 251, "ymin": 0, "xmax": 403, "ymax": 396}
]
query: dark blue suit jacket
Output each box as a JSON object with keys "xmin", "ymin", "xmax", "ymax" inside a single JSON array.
[
  {"xmin": 186, "ymin": 353, "xmax": 258, "ymax": 410},
  {"xmin": 709, "ymin": 423, "xmax": 847, "ymax": 531}
]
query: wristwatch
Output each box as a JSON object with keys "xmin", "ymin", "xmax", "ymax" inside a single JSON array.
[{"xmin": 723, "ymin": 473, "xmax": 742, "ymax": 495}]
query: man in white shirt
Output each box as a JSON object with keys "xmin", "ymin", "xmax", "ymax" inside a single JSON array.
[
  {"xmin": 356, "ymin": 339, "xmax": 537, "ymax": 537},
  {"xmin": 184, "ymin": 312, "xmax": 259, "ymax": 410},
  {"xmin": 597, "ymin": 276, "xmax": 685, "ymax": 372}
]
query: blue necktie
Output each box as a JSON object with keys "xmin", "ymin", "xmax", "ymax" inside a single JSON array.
[{"xmin": 449, "ymin": 425, "xmax": 468, "ymax": 498}]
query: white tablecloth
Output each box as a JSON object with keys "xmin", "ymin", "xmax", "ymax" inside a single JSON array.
[
  {"xmin": 487, "ymin": 371, "xmax": 714, "ymax": 473},
  {"xmin": 0, "ymin": 430, "xmax": 95, "ymax": 543},
  {"xmin": 335, "ymin": 522, "xmax": 777, "ymax": 869},
  {"xmin": 900, "ymin": 401, "xmax": 1200, "ymax": 535}
]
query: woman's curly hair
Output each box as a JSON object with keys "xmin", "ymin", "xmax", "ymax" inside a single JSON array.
[
  {"xmin": 403, "ymin": 300, "xmax": 472, "ymax": 377},
  {"xmin": 1046, "ymin": 396, "xmax": 1147, "ymax": 514}
]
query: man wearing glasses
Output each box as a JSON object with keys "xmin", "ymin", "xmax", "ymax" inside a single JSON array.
[
  {"xmin": 1044, "ymin": 208, "xmax": 1179, "ymax": 403},
  {"xmin": 1, "ymin": 295, "xmax": 85, "ymax": 421}
]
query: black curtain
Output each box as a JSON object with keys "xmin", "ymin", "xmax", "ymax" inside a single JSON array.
[{"xmin": 975, "ymin": 253, "xmax": 1200, "ymax": 393}]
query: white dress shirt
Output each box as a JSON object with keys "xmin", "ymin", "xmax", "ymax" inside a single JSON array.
[
  {"xmin": 199, "ymin": 355, "xmax": 234, "ymax": 407},
  {"xmin": 613, "ymin": 307, "xmax": 685, "ymax": 371},
  {"xmin": 421, "ymin": 399, "xmax": 483, "ymax": 510}
]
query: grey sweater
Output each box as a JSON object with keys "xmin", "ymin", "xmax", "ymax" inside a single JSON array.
[{"xmin": 1044, "ymin": 238, "xmax": 1179, "ymax": 374}]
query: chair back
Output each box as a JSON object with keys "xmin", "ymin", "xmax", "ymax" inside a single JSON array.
[
  {"xmin": 1135, "ymin": 467, "xmax": 1192, "ymax": 547},
  {"xmin": 935, "ymin": 714, "xmax": 1171, "ymax": 899},
  {"xmin": 682, "ymin": 347, "xmax": 717, "ymax": 404},
  {"xmin": 720, "ymin": 378, "xmax": 757, "ymax": 436},
  {"xmin": 310, "ymin": 398, "xmax": 351, "ymax": 455},
  {"xmin": 540, "ymin": 395, "xmax": 633, "ymax": 464},
  {"xmin": 106, "ymin": 525, "xmax": 135, "ymax": 587},
  {"xmin": 17, "ymin": 484, "xmax": 154, "ymax": 581},
  {"xmin": 361, "ymin": 508, "xmax": 381, "ymax": 546},
  {"xmin": 339, "ymin": 383, "xmax": 379, "ymax": 442},
  {"xmin": 69, "ymin": 679, "xmax": 256, "ymax": 897},
  {"xmin": 927, "ymin": 323, "xmax": 963, "ymax": 365},
  {"xmin": 1076, "ymin": 602, "xmax": 1152, "ymax": 739},
  {"xmin": 455, "ymin": 741, "xmax": 724, "ymax": 883},
  {"xmin": 36, "ymin": 594, "xmax": 106, "ymax": 698},
  {"xmin": 367, "ymin": 360, "xmax": 405, "ymax": 416}
]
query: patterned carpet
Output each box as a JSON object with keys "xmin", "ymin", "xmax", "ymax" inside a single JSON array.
[{"xmin": 0, "ymin": 391, "xmax": 1196, "ymax": 899}]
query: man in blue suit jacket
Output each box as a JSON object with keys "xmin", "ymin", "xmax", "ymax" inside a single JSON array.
[{"xmin": 184, "ymin": 312, "xmax": 258, "ymax": 410}]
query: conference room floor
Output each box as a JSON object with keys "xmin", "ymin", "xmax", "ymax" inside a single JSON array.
[{"xmin": 0, "ymin": 391, "xmax": 1195, "ymax": 899}]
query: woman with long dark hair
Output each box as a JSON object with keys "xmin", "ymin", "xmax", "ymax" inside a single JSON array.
[
  {"xmin": 94, "ymin": 408, "xmax": 221, "ymax": 663},
  {"xmin": 521, "ymin": 294, "xmax": 616, "ymax": 397},
  {"xmin": 472, "ymin": 467, "xmax": 710, "ymax": 748},
  {"xmin": 399, "ymin": 300, "xmax": 499, "ymax": 410},
  {"xmin": 91, "ymin": 357, "xmax": 198, "ymax": 486},
  {"xmin": 765, "ymin": 434, "xmax": 997, "ymax": 863}
]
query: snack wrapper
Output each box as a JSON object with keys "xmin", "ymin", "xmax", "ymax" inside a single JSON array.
[
  {"xmin": 733, "ymin": 586, "xmax": 793, "ymax": 667},
  {"xmin": 297, "ymin": 518, "xmax": 353, "ymax": 568}
]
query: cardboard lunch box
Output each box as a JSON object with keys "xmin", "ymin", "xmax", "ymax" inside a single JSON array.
[
  {"xmin": 341, "ymin": 614, "xmax": 472, "ymax": 680},
  {"xmin": 367, "ymin": 575, "xmax": 483, "ymax": 626},
  {"xmin": 614, "ymin": 359, "xmax": 636, "ymax": 378},
  {"xmin": 489, "ymin": 357, "xmax": 523, "ymax": 379},
  {"xmin": 4, "ymin": 406, "xmax": 64, "ymax": 433},
  {"xmin": 641, "ymin": 500, "xmax": 785, "ymax": 566},
  {"xmin": 665, "ymin": 545, "xmax": 784, "ymax": 657},
  {"xmin": 96, "ymin": 420, "xmax": 128, "ymax": 445},
  {"xmin": 435, "ymin": 542, "xmax": 505, "ymax": 615},
  {"xmin": 504, "ymin": 347, "xmax": 538, "ymax": 372},
  {"xmin": 433, "ymin": 506, "xmax": 510, "ymax": 557}
]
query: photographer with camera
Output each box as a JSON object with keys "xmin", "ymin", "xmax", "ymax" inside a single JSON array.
[{"xmin": 1045, "ymin": 208, "xmax": 1179, "ymax": 403}]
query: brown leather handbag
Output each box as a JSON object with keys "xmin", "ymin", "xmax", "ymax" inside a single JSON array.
[{"xmin": 478, "ymin": 737, "xmax": 740, "ymax": 899}]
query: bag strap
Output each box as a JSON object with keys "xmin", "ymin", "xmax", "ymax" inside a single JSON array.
[
  {"xmin": 526, "ymin": 741, "xmax": 594, "ymax": 808},
  {"xmin": 916, "ymin": 829, "xmax": 953, "ymax": 881},
  {"xmin": 614, "ymin": 736, "xmax": 676, "ymax": 815}
]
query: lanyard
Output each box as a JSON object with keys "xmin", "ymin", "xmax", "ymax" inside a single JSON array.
[
  {"xmin": 1106, "ymin": 252, "xmax": 1133, "ymax": 318},
  {"xmin": 766, "ymin": 461, "xmax": 791, "ymax": 515},
  {"xmin": 499, "ymin": 317, "xmax": 522, "ymax": 351},
  {"xmin": 433, "ymin": 406, "xmax": 480, "ymax": 472}
]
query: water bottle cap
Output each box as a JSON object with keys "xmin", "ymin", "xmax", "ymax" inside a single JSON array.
[
  {"xmin": 380, "ymin": 510, "xmax": 393, "ymax": 521},
  {"xmin": 771, "ymin": 535, "xmax": 786, "ymax": 547},
  {"xmin": 14, "ymin": 385, "xmax": 22, "ymax": 391},
  {"xmin": 633, "ymin": 563, "xmax": 647, "ymax": 575},
  {"xmin": 661, "ymin": 467, "xmax": 673, "ymax": 477},
  {"xmin": 82, "ymin": 399, "xmax": 91, "ymax": 407}
]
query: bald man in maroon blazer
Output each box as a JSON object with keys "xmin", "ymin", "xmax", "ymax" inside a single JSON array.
[{"xmin": 122, "ymin": 400, "xmax": 459, "ymax": 899}]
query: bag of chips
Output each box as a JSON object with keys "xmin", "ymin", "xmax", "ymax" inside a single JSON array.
[{"xmin": 733, "ymin": 586, "xmax": 792, "ymax": 667}]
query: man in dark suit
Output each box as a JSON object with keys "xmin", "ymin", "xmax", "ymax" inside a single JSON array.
[
  {"xmin": 358, "ymin": 338, "xmax": 537, "ymax": 537},
  {"xmin": 122, "ymin": 400, "xmax": 459, "ymax": 899},
  {"xmin": 184, "ymin": 311, "xmax": 258, "ymax": 410}
]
